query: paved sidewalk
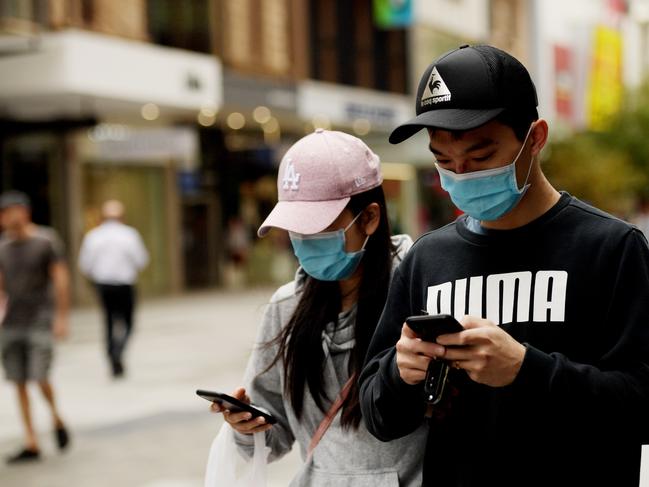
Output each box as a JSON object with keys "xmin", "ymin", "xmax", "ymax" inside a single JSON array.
[{"xmin": 0, "ymin": 288, "xmax": 300, "ymax": 487}]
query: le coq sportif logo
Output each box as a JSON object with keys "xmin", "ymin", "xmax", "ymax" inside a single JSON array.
[{"xmin": 421, "ymin": 66, "xmax": 452, "ymax": 107}]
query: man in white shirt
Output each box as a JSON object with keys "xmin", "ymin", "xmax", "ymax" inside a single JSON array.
[{"xmin": 78, "ymin": 200, "xmax": 149, "ymax": 378}]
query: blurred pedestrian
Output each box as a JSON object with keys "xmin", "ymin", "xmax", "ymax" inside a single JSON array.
[
  {"xmin": 359, "ymin": 44, "xmax": 649, "ymax": 486},
  {"xmin": 78, "ymin": 200, "xmax": 148, "ymax": 378},
  {"xmin": 0, "ymin": 190, "xmax": 71, "ymax": 464},
  {"xmin": 210, "ymin": 130, "xmax": 428, "ymax": 486}
]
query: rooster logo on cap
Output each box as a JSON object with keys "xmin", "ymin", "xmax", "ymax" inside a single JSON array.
[{"xmin": 421, "ymin": 66, "xmax": 452, "ymax": 106}]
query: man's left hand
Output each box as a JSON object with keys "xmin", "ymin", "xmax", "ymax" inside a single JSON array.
[{"xmin": 436, "ymin": 315, "xmax": 526, "ymax": 387}]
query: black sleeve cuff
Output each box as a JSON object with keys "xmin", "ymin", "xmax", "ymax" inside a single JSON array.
[
  {"xmin": 509, "ymin": 344, "xmax": 553, "ymax": 395},
  {"xmin": 382, "ymin": 350, "xmax": 425, "ymax": 401}
]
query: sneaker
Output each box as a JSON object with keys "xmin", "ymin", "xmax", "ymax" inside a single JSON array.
[
  {"xmin": 55, "ymin": 425, "xmax": 70, "ymax": 451},
  {"xmin": 6, "ymin": 448, "xmax": 40, "ymax": 464}
]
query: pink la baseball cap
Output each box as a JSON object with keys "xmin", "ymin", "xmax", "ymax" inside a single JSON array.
[{"xmin": 257, "ymin": 129, "xmax": 383, "ymax": 237}]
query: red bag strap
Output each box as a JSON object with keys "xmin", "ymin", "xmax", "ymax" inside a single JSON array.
[{"xmin": 306, "ymin": 375, "xmax": 355, "ymax": 459}]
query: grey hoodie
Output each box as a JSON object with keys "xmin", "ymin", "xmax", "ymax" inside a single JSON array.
[{"xmin": 235, "ymin": 235, "xmax": 428, "ymax": 487}]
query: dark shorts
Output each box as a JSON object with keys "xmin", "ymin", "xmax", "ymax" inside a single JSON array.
[{"xmin": 1, "ymin": 331, "xmax": 53, "ymax": 382}]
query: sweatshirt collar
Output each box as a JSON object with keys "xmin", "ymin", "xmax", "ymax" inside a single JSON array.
[{"xmin": 456, "ymin": 191, "xmax": 573, "ymax": 244}]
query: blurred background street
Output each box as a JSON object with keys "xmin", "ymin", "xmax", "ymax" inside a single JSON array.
[
  {"xmin": 3, "ymin": 0, "xmax": 649, "ymax": 485},
  {"xmin": 2, "ymin": 0, "xmax": 649, "ymax": 305},
  {"xmin": 0, "ymin": 288, "xmax": 301, "ymax": 487}
]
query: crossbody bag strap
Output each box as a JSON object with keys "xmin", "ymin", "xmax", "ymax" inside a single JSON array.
[{"xmin": 306, "ymin": 375, "xmax": 355, "ymax": 461}]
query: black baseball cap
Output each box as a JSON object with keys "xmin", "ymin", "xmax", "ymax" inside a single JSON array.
[
  {"xmin": 0, "ymin": 190, "xmax": 31, "ymax": 209},
  {"xmin": 389, "ymin": 44, "xmax": 538, "ymax": 144}
]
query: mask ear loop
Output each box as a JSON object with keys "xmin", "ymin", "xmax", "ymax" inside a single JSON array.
[
  {"xmin": 343, "ymin": 211, "xmax": 364, "ymax": 232},
  {"xmin": 518, "ymin": 124, "xmax": 536, "ymax": 190},
  {"xmin": 360, "ymin": 234, "xmax": 370, "ymax": 250},
  {"xmin": 344, "ymin": 210, "xmax": 371, "ymax": 251}
]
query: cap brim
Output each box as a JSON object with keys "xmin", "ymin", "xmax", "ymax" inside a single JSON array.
[
  {"xmin": 389, "ymin": 107, "xmax": 505, "ymax": 144},
  {"xmin": 257, "ymin": 198, "xmax": 350, "ymax": 237}
]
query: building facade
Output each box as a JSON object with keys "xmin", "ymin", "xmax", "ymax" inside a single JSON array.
[
  {"xmin": 0, "ymin": 0, "xmax": 221, "ymax": 301},
  {"xmin": 3, "ymin": 0, "xmax": 648, "ymax": 299}
]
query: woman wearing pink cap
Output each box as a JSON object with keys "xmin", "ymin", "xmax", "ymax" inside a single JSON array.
[{"xmin": 210, "ymin": 129, "xmax": 427, "ymax": 486}]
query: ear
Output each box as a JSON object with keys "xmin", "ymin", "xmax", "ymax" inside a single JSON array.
[
  {"xmin": 361, "ymin": 203, "xmax": 381, "ymax": 236},
  {"xmin": 529, "ymin": 119, "xmax": 548, "ymax": 157}
]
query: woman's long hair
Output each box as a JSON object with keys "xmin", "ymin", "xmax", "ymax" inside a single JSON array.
[{"xmin": 263, "ymin": 185, "xmax": 396, "ymax": 429}]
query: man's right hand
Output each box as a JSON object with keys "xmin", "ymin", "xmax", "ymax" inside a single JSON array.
[
  {"xmin": 396, "ymin": 323, "xmax": 447, "ymax": 385},
  {"xmin": 210, "ymin": 387, "xmax": 273, "ymax": 435}
]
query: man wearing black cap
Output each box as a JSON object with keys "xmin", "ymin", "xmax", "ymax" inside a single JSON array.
[
  {"xmin": 359, "ymin": 45, "xmax": 649, "ymax": 486},
  {"xmin": 0, "ymin": 191, "xmax": 71, "ymax": 463}
]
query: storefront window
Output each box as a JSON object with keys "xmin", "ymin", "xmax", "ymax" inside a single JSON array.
[
  {"xmin": 83, "ymin": 163, "xmax": 173, "ymax": 296},
  {"xmin": 0, "ymin": 133, "xmax": 66, "ymax": 235},
  {"xmin": 216, "ymin": 138, "xmax": 299, "ymax": 288}
]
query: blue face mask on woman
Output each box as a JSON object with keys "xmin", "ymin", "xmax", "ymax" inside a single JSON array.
[
  {"xmin": 289, "ymin": 212, "xmax": 369, "ymax": 281},
  {"xmin": 435, "ymin": 127, "xmax": 534, "ymax": 221}
]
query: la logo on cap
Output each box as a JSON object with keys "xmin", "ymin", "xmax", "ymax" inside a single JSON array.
[
  {"xmin": 282, "ymin": 160, "xmax": 300, "ymax": 191},
  {"xmin": 421, "ymin": 67, "xmax": 451, "ymax": 107}
]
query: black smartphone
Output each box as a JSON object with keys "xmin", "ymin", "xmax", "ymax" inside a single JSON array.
[
  {"xmin": 405, "ymin": 314, "xmax": 463, "ymax": 405},
  {"xmin": 405, "ymin": 314, "xmax": 463, "ymax": 342},
  {"xmin": 196, "ymin": 389, "xmax": 277, "ymax": 424}
]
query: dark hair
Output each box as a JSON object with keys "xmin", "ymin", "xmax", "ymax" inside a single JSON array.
[
  {"xmin": 495, "ymin": 106, "xmax": 539, "ymax": 141},
  {"xmin": 263, "ymin": 185, "xmax": 395, "ymax": 429}
]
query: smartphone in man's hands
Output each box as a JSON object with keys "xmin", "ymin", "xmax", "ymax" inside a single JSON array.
[
  {"xmin": 405, "ymin": 314, "xmax": 463, "ymax": 405},
  {"xmin": 405, "ymin": 314, "xmax": 463, "ymax": 342}
]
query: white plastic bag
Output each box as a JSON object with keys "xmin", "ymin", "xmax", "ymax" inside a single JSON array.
[{"xmin": 204, "ymin": 422, "xmax": 268, "ymax": 487}]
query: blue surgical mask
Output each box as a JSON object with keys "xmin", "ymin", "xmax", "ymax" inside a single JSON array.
[
  {"xmin": 435, "ymin": 127, "xmax": 534, "ymax": 221},
  {"xmin": 289, "ymin": 212, "xmax": 369, "ymax": 281}
]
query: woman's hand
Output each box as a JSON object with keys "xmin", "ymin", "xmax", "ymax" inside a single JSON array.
[{"xmin": 210, "ymin": 387, "xmax": 273, "ymax": 435}]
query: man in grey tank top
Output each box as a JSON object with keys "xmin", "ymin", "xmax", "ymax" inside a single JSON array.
[{"xmin": 0, "ymin": 191, "xmax": 71, "ymax": 464}]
